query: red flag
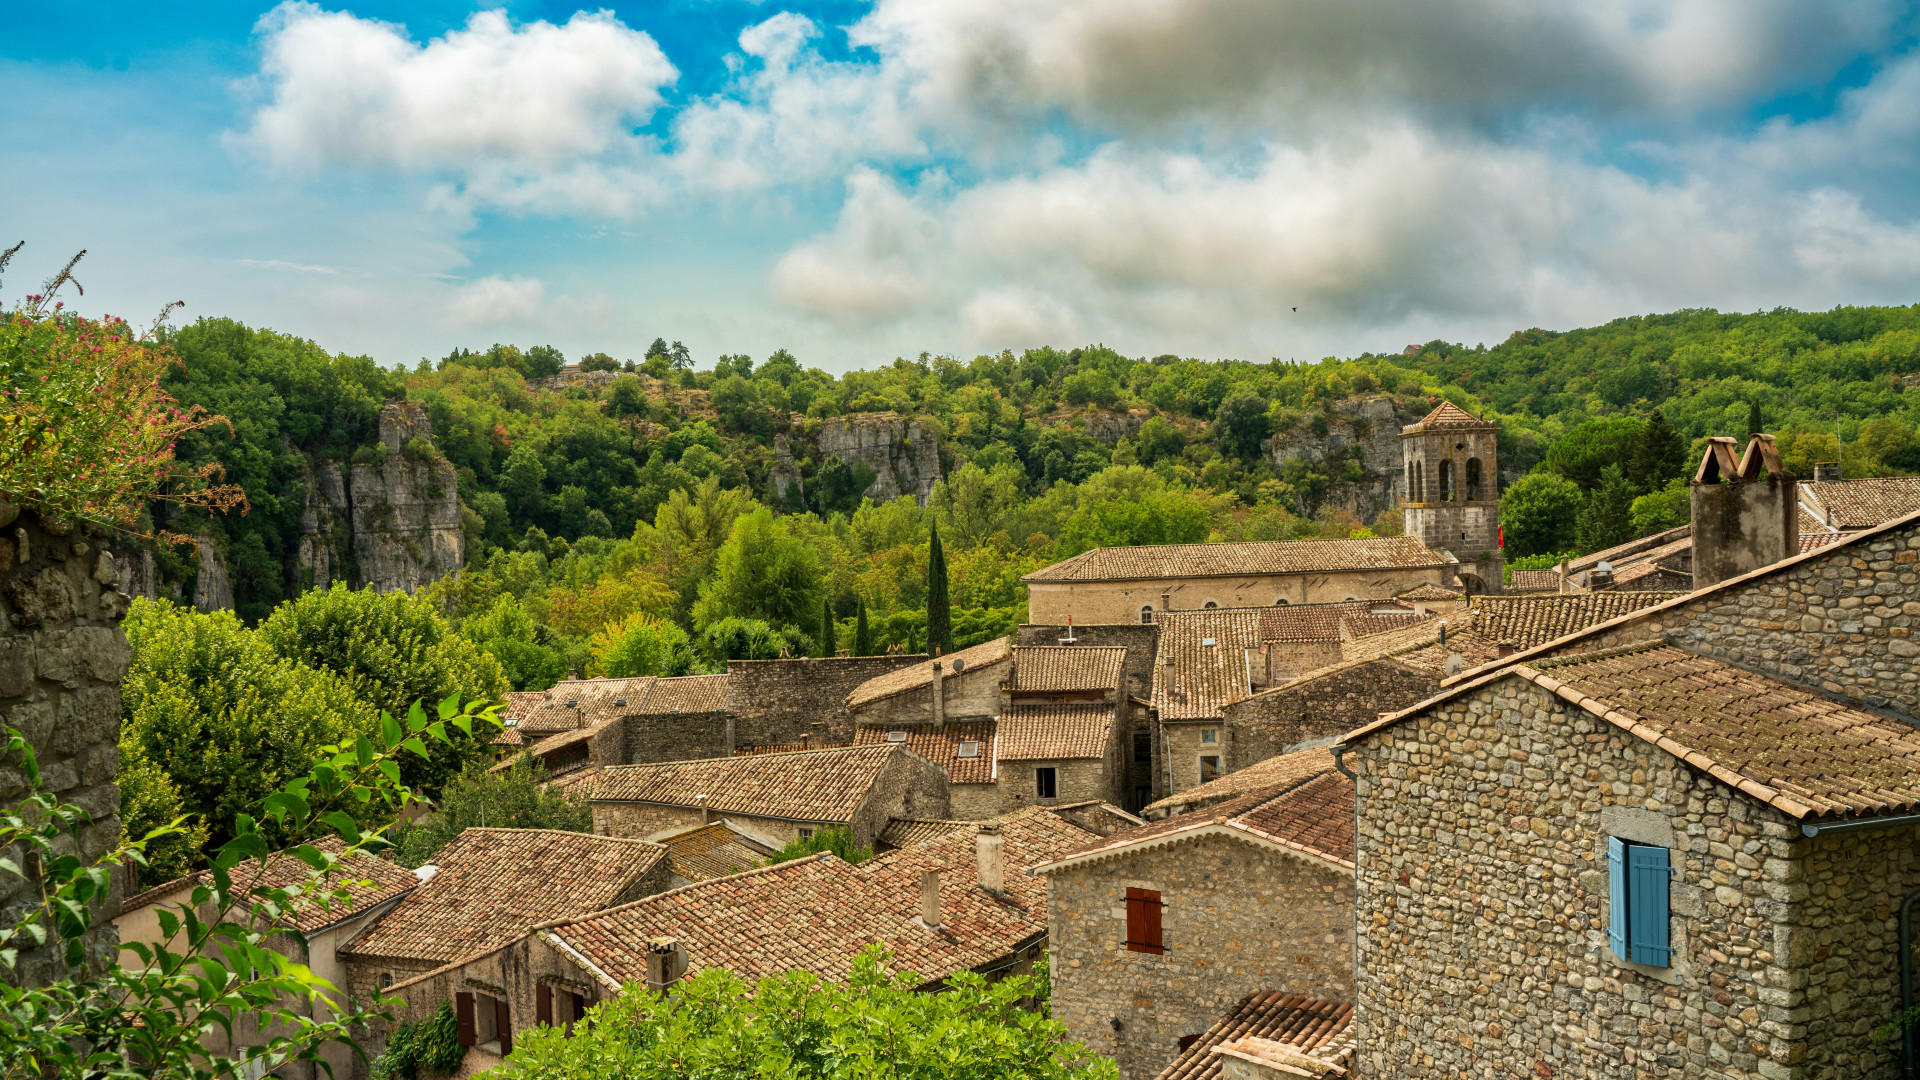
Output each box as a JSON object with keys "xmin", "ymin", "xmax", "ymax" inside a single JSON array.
[{"xmin": 1498, "ymin": 525, "xmax": 1505, "ymax": 549}]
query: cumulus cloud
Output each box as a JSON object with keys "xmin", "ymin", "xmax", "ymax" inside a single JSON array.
[{"xmin": 445, "ymin": 275, "xmax": 549, "ymax": 327}]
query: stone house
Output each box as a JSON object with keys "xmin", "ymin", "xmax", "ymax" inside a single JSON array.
[
  {"xmin": 1036, "ymin": 768, "xmax": 1355, "ymax": 1080},
  {"xmin": 649, "ymin": 820, "xmax": 779, "ymax": 887},
  {"xmin": 996, "ymin": 703, "xmax": 1125, "ymax": 813},
  {"xmin": 726, "ymin": 652, "xmax": 926, "ymax": 746},
  {"xmin": 337, "ymin": 828, "xmax": 672, "ymax": 1006},
  {"xmin": 115, "ymin": 839, "xmax": 420, "ymax": 1080},
  {"xmin": 1153, "ymin": 992, "xmax": 1355, "ymax": 1080},
  {"xmin": 844, "ymin": 636, "xmax": 1013, "ymax": 727},
  {"xmin": 1337, "ymin": 503, "xmax": 1920, "ymax": 1079},
  {"xmin": 589, "ymin": 743, "xmax": 950, "ymax": 849},
  {"xmin": 1021, "ymin": 536, "xmax": 1455, "ymax": 625},
  {"xmin": 853, "ymin": 721, "xmax": 1001, "ymax": 818},
  {"xmin": 365, "ymin": 806, "xmax": 1103, "ymax": 1072},
  {"xmin": 1018, "ymin": 623, "xmax": 1163, "ymax": 810}
]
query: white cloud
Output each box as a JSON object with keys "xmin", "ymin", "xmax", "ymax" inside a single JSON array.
[{"xmin": 445, "ymin": 275, "xmax": 549, "ymax": 327}]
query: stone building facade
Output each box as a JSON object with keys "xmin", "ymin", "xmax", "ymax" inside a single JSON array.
[
  {"xmin": 1217, "ymin": 656, "xmax": 1437, "ymax": 769},
  {"xmin": 726, "ymin": 654, "xmax": 924, "ymax": 746},
  {"xmin": 1038, "ymin": 772, "xmax": 1356, "ymax": 1080},
  {"xmin": 1401, "ymin": 401, "xmax": 1503, "ymax": 592},
  {"xmin": 0, "ymin": 504, "xmax": 131, "ymax": 980}
]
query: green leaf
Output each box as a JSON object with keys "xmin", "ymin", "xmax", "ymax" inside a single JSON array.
[
  {"xmin": 400, "ymin": 736, "xmax": 430, "ymax": 760},
  {"xmin": 380, "ymin": 714, "xmax": 404, "ymax": 750},
  {"xmin": 438, "ymin": 693, "xmax": 460, "ymax": 720},
  {"xmin": 408, "ymin": 700, "xmax": 429, "ymax": 732},
  {"xmin": 355, "ymin": 733, "xmax": 376, "ymax": 768}
]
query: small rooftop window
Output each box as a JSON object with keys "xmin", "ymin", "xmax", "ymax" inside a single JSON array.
[
  {"xmin": 886, "ymin": 731, "xmax": 909, "ymax": 743},
  {"xmin": 565, "ymin": 699, "xmax": 579, "ymax": 708},
  {"xmin": 613, "ymin": 698, "xmax": 628, "ymax": 707},
  {"xmin": 956, "ymin": 740, "xmax": 980, "ymax": 758},
  {"xmin": 1201, "ymin": 638, "xmax": 1217, "ymax": 647},
  {"xmin": 503, "ymin": 717, "xmax": 519, "ymax": 728}
]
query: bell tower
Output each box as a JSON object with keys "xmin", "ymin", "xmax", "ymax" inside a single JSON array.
[{"xmin": 1401, "ymin": 401, "xmax": 1503, "ymax": 593}]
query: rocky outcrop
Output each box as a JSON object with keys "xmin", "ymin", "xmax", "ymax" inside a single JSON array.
[
  {"xmin": 345, "ymin": 402, "xmax": 464, "ymax": 594},
  {"xmin": 192, "ymin": 534, "xmax": 233, "ymax": 612},
  {"xmin": 1084, "ymin": 411, "xmax": 1146, "ymax": 444},
  {"xmin": 1264, "ymin": 396, "xmax": 1422, "ymax": 521},
  {"xmin": 296, "ymin": 461, "xmax": 347, "ymax": 591},
  {"xmin": 772, "ymin": 413, "xmax": 944, "ymax": 507}
]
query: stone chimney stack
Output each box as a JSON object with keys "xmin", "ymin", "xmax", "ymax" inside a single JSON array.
[
  {"xmin": 1691, "ymin": 435, "xmax": 1799, "ymax": 588},
  {"xmin": 976, "ymin": 824, "xmax": 1004, "ymax": 893},
  {"xmin": 1813, "ymin": 462, "xmax": 1842, "ymax": 482},
  {"xmin": 645, "ymin": 937, "xmax": 686, "ymax": 993},
  {"xmin": 696, "ymin": 793, "xmax": 710, "ymax": 824},
  {"xmin": 931, "ymin": 660, "xmax": 946, "ymax": 731},
  {"xmin": 919, "ymin": 870, "xmax": 942, "ymax": 930}
]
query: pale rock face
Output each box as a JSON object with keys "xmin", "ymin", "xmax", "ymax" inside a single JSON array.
[
  {"xmin": 772, "ymin": 413, "xmax": 944, "ymax": 507},
  {"xmin": 296, "ymin": 461, "xmax": 347, "ymax": 592},
  {"xmin": 1264, "ymin": 396, "xmax": 1420, "ymax": 521},
  {"xmin": 347, "ymin": 402, "xmax": 464, "ymax": 594},
  {"xmin": 193, "ymin": 534, "xmax": 234, "ymax": 612}
]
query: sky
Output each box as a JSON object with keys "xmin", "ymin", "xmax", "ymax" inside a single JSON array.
[{"xmin": 4, "ymin": 1, "xmax": 1920, "ymax": 372}]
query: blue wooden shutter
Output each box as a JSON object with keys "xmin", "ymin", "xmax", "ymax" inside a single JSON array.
[
  {"xmin": 1607, "ymin": 837, "xmax": 1629, "ymax": 960},
  {"xmin": 1628, "ymin": 844, "xmax": 1672, "ymax": 967}
]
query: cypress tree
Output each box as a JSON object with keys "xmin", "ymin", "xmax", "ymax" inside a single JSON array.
[
  {"xmin": 1748, "ymin": 400, "xmax": 1764, "ymax": 436},
  {"xmin": 1575, "ymin": 465, "xmax": 1636, "ymax": 553},
  {"xmin": 855, "ymin": 599, "xmax": 873, "ymax": 657},
  {"xmin": 1627, "ymin": 408, "xmax": 1686, "ymax": 495},
  {"xmin": 820, "ymin": 596, "xmax": 836, "ymax": 657},
  {"xmin": 927, "ymin": 523, "xmax": 952, "ymax": 656}
]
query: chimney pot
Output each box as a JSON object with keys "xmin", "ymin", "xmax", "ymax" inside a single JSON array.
[
  {"xmin": 645, "ymin": 936, "xmax": 685, "ymax": 993},
  {"xmin": 1814, "ymin": 462, "xmax": 1841, "ymax": 482},
  {"xmin": 920, "ymin": 869, "xmax": 942, "ymax": 929},
  {"xmin": 976, "ymin": 825, "xmax": 1005, "ymax": 893},
  {"xmin": 696, "ymin": 793, "xmax": 710, "ymax": 824}
]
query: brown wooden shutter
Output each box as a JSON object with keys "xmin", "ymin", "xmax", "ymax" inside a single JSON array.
[
  {"xmin": 1125, "ymin": 888, "xmax": 1164, "ymax": 954},
  {"xmin": 455, "ymin": 993, "xmax": 475, "ymax": 1046},
  {"xmin": 569, "ymin": 992, "xmax": 587, "ymax": 1034},
  {"xmin": 496, "ymin": 997, "xmax": 513, "ymax": 1055},
  {"xmin": 536, "ymin": 985, "xmax": 552, "ymax": 1027}
]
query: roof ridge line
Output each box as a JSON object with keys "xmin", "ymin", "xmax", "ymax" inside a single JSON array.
[{"xmin": 600, "ymin": 743, "xmax": 886, "ymax": 772}]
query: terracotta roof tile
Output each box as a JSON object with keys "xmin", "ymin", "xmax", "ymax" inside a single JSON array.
[
  {"xmin": 655, "ymin": 822, "xmax": 776, "ymax": 882},
  {"xmin": 1010, "ymin": 646, "xmax": 1126, "ymax": 693},
  {"xmin": 854, "ymin": 722, "xmax": 997, "ymax": 784},
  {"xmin": 1155, "ymin": 992, "xmax": 1354, "ymax": 1080},
  {"xmin": 1799, "ymin": 506, "xmax": 1831, "ymax": 535},
  {"xmin": 123, "ymin": 838, "xmax": 418, "ymax": 934},
  {"xmin": 638, "ymin": 674, "xmax": 730, "ymax": 713},
  {"xmin": 1509, "ymin": 569, "xmax": 1560, "ymax": 592},
  {"xmin": 489, "ymin": 718, "xmax": 611, "ymax": 773},
  {"xmin": 1152, "ymin": 610, "xmax": 1272, "ymax": 721},
  {"xmin": 1461, "ymin": 592, "xmax": 1686, "ymax": 651},
  {"xmin": 547, "ymin": 807, "xmax": 1092, "ymax": 986},
  {"xmin": 1040, "ymin": 770, "xmax": 1353, "ymax": 873},
  {"xmin": 1337, "ymin": 610, "xmax": 1427, "ymax": 638},
  {"xmin": 518, "ymin": 684, "xmax": 647, "ymax": 735},
  {"xmin": 877, "ymin": 818, "xmax": 971, "ymax": 849},
  {"xmin": 997, "ymin": 705, "xmax": 1114, "ymax": 760},
  {"xmin": 1023, "ymin": 536, "xmax": 1448, "ymax": 583},
  {"xmin": 342, "ymin": 829, "xmax": 666, "ymax": 964},
  {"xmin": 1142, "ymin": 746, "xmax": 1336, "ymax": 819},
  {"xmin": 548, "ymin": 764, "xmax": 604, "ymax": 799},
  {"xmin": 1800, "ymin": 530, "xmax": 1857, "ymax": 553},
  {"xmin": 501, "ymin": 690, "xmax": 549, "ymax": 722},
  {"xmin": 1395, "ymin": 582, "xmax": 1462, "ymax": 601},
  {"xmin": 592, "ymin": 744, "xmax": 903, "ymax": 823},
  {"xmin": 1523, "ymin": 643, "xmax": 1920, "ymax": 821},
  {"xmin": 1800, "ymin": 477, "xmax": 1920, "ymax": 530},
  {"xmin": 1407, "ymin": 400, "xmax": 1494, "ymax": 430},
  {"xmin": 845, "ymin": 638, "xmax": 1012, "ymax": 709}
]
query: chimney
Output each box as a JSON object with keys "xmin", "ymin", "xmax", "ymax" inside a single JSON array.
[
  {"xmin": 931, "ymin": 660, "xmax": 946, "ymax": 731},
  {"xmin": 1691, "ymin": 434, "xmax": 1798, "ymax": 588},
  {"xmin": 696, "ymin": 793, "xmax": 710, "ymax": 824},
  {"xmin": 1436, "ymin": 621, "xmax": 1447, "ymax": 645},
  {"xmin": 1813, "ymin": 462, "xmax": 1842, "ymax": 482},
  {"xmin": 645, "ymin": 937, "xmax": 686, "ymax": 993},
  {"xmin": 1589, "ymin": 561, "xmax": 1614, "ymax": 590},
  {"xmin": 976, "ymin": 825, "xmax": 1004, "ymax": 893},
  {"xmin": 919, "ymin": 870, "xmax": 942, "ymax": 930}
]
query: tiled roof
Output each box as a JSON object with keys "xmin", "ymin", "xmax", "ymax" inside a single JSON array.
[
  {"xmin": 1800, "ymin": 477, "xmax": 1920, "ymax": 530},
  {"xmin": 845, "ymin": 638, "xmax": 1012, "ymax": 709},
  {"xmin": 1356, "ymin": 641, "xmax": 1920, "ymax": 823},
  {"xmin": 997, "ymin": 705, "xmax": 1114, "ymax": 760},
  {"xmin": 1608, "ymin": 559, "xmax": 1690, "ymax": 590},
  {"xmin": 547, "ymin": 806, "xmax": 1092, "ymax": 987},
  {"xmin": 1010, "ymin": 646, "xmax": 1126, "ymax": 693},
  {"xmin": 1405, "ymin": 400, "xmax": 1494, "ymax": 430},
  {"xmin": 501, "ymin": 690, "xmax": 549, "ymax": 722},
  {"xmin": 1800, "ymin": 531, "xmax": 1856, "ymax": 553},
  {"xmin": 1039, "ymin": 770, "xmax": 1354, "ymax": 874},
  {"xmin": 1799, "ymin": 506, "xmax": 1832, "ymax": 535},
  {"xmin": 1142, "ymin": 746, "xmax": 1336, "ymax": 819},
  {"xmin": 655, "ymin": 822, "xmax": 776, "ymax": 882},
  {"xmin": 1337, "ymin": 610, "xmax": 1427, "ymax": 638},
  {"xmin": 489, "ymin": 718, "xmax": 610, "ymax": 773},
  {"xmin": 638, "ymin": 674, "xmax": 731, "ymax": 713},
  {"xmin": 1022, "ymin": 536, "xmax": 1448, "ymax": 583},
  {"xmin": 1395, "ymin": 582, "xmax": 1462, "ymax": 602},
  {"xmin": 853, "ymin": 722, "xmax": 998, "ymax": 785},
  {"xmin": 518, "ymin": 691, "xmax": 640, "ymax": 736},
  {"xmin": 592, "ymin": 745, "xmax": 902, "ymax": 823},
  {"xmin": 1509, "ymin": 569, "xmax": 1560, "ymax": 592},
  {"xmin": 1563, "ymin": 524, "xmax": 1690, "ymax": 576},
  {"xmin": 1154, "ymin": 992, "xmax": 1354, "ymax": 1080},
  {"xmin": 490, "ymin": 727, "xmax": 526, "ymax": 748},
  {"xmin": 877, "ymin": 818, "xmax": 971, "ymax": 849},
  {"xmin": 122, "ymin": 838, "xmax": 418, "ymax": 934},
  {"xmin": 1465, "ymin": 592, "xmax": 1686, "ymax": 650},
  {"xmin": 547, "ymin": 764, "xmax": 604, "ymax": 799},
  {"xmin": 342, "ymin": 829, "xmax": 667, "ymax": 965},
  {"xmin": 1152, "ymin": 610, "xmax": 1268, "ymax": 720}
]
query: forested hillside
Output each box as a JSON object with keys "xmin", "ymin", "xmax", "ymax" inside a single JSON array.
[{"xmin": 146, "ymin": 305, "xmax": 1920, "ymax": 692}]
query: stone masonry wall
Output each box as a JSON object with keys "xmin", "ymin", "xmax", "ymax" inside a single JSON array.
[
  {"xmin": 618, "ymin": 709, "xmax": 732, "ymax": 764},
  {"xmin": 1015, "ymin": 624, "xmax": 1161, "ymax": 702},
  {"xmin": 0, "ymin": 505, "xmax": 131, "ymax": 981},
  {"xmin": 1533, "ymin": 520, "xmax": 1920, "ymax": 716},
  {"xmin": 849, "ymin": 661, "xmax": 1006, "ymax": 728},
  {"xmin": 727, "ymin": 655, "xmax": 924, "ymax": 747},
  {"xmin": 1048, "ymin": 835, "xmax": 1355, "ymax": 1080},
  {"xmin": 997, "ymin": 758, "xmax": 1110, "ymax": 815},
  {"xmin": 1347, "ymin": 676, "xmax": 1910, "ymax": 1079},
  {"xmin": 1162, "ymin": 722, "xmax": 1230, "ymax": 796},
  {"xmin": 1221, "ymin": 658, "xmax": 1437, "ymax": 771},
  {"xmin": 847, "ymin": 749, "xmax": 951, "ymax": 848}
]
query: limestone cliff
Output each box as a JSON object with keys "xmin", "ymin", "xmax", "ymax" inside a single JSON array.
[
  {"xmin": 772, "ymin": 413, "xmax": 944, "ymax": 507},
  {"xmin": 1264, "ymin": 396, "xmax": 1421, "ymax": 522},
  {"xmin": 342, "ymin": 402, "xmax": 464, "ymax": 593}
]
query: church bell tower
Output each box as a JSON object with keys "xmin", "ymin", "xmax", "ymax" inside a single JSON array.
[{"xmin": 1401, "ymin": 401, "xmax": 1503, "ymax": 594}]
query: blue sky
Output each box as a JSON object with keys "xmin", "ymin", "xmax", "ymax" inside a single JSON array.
[{"xmin": 5, "ymin": 1, "xmax": 1920, "ymax": 372}]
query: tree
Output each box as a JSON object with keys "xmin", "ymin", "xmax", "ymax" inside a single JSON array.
[
  {"xmin": 820, "ymin": 595, "xmax": 837, "ymax": 656},
  {"xmin": 1544, "ymin": 417, "xmax": 1646, "ymax": 490},
  {"xmin": 691, "ymin": 507, "xmax": 824, "ymax": 632},
  {"xmin": 391, "ymin": 757, "xmax": 592, "ymax": 867},
  {"xmin": 1748, "ymin": 400, "xmax": 1764, "ymax": 436},
  {"xmin": 504, "ymin": 948, "xmax": 1115, "ymax": 1080},
  {"xmin": 698, "ymin": 617, "xmax": 810, "ymax": 663},
  {"xmin": 525, "ymin": 345, "xmax": 565, "ymax": 379},
  {"xmin": 1576, "ymin": 464, "xmax": 1636, "ymax": 553},
  {"xmin": 1213, "ymin": 389, "xmax": 1271, "ymax": 458},
  {"xmin": 644, "ymin": 337, "xmax": 669, "ymax": 360},
  {"xmin": 464, "ymin": 594, "xmax": 567, "ymax": 691},
  {"xmin": 1498, "ymin": 472, "xmax": 1583, "ymax": 557},
  {"xmin": 1630, "ymin": 478, "xmax": 1691, "ymax": 535},
  {"xmin": 855, "ymin": 598, "xmax": 873, "ymax": 656},
  {"xmin": 1626, "ymin": 408, "xmax": 1687, "ymax": 495},
  {"xmin": 259, "ymin": 584, "xmax": 508, "ymax": 796},
  {"xmin": 927, "ymin": 522, "xmax": 952, "ymax": 656},
  {"xmin": 577, "ymin": 352, "xmax": 619, "ymax": 373},
  {"xmin": 765, "ymin": 827, "xmax": 871, "ymax": 866},
  {"xmin": 590, "ymin": 611, "xmax": 694, "ymax": 678}
]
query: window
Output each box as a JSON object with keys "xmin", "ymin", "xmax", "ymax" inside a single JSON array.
[
  {"xmin": 1200, "ymin": 729, "xmax": 1218, "ymax": 745},
  {"xmin": 1273, "ymin": 598, "xmax": 1289, "ymax": 606},
  {"xmin": 1125, "ymin": 888, "xmax": 1164, "ymax": 954},
  {"xmin": 1140, "ymin": 605, "xmax": 1156, "ymax": 624},
  {"xmin": 885, "ymin": 730, "xmax": 908, "ymax": 742},
  {"xmin": 1133, "ymin": 785, "xmax": 1153, "ymax": 809},
  {"xmin": 1202, "ymin": 600, "xmax": 1219, "ymax": 610},
  {"xmin": 1133, "ymin": 731, "xmax": 1152, "ymax": 764},
  {"xmin": 463, "ymin": 991, "xmax": 512, "ymax": 1055},
  {"xmin": 568, "ymin": 992, "xmax": 586, "ymax": 1035},
  {"xmin": 956, "ymin": 740, "xmax": 980, "ymax": 758},
  {"xmin": 1439, "ymin": 460, "xmax": 1454, "ymax": 501},
  {"xmin": 798, "ymin": 827, "xmax": 815, "ymax": 840},
  {"xmin": 1199, "ymin": 756, "xmax": 1221, "ymax": 782},
  {"xmin": 1465, "ymin": 457, "xmax": 1484, "ymax": 501},
  {"xmin": 1035, "ymin": 767, "xmax": 1058, "ymax": 798},
  {"xmin": 1607, "ymin": 838, "xmax": 1672, "ymax": 967}
]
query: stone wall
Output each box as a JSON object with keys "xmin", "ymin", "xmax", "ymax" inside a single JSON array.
[
  {"xmin": 1263, "ymin": 639, "xmax": 1343, "ymax": 679},
  {"xmin": 849, "ymin": 660, "xmax": 1006, "ymax": 728},
  {"xmin": 1532, "ymin": 519, "xmax": 1920, "ymax": 716},
  {"xmin": 591, "ymin": 800, "xmax": 709, "ymax": 842},
  {"xmin": 1347, "ymin": 675, "xmax": 1913, "ymax": 1079},
  {"xmin": 1220, "ymin": 658, "xmax": 1436, "ymax": 771},
  {"xmin": 1161, "ymin": 721, "xmax": 1229, "ymax": 796},
  {"xmin": 619, "ymin": 709, "xmax": 732, "ymax": 764},
  {"xmin": 996, "ymin": 758, "xmax": 1110, "ymax": 815},
  {"xmin": 848, "ymin": 748, "xmax": 952, "ymax": 847},
  {"xmin": 951, "ymin": 782, "xmax": 1002, "ymax": 820},
  {"xmin": 726, "ymin": 655, "xmax": 924, "ymax": 747},
  {"xmin": 1026, "ymin": 567, "xmax": 1449, "ymax": 626},
  {"xmin": 1048, "ymin": 834, "xmax": 1355, "ymax": 1080},
  {"xmin": 1015, "ymin": 624, "xmax": 1160, "ymax": 702},
  {"xmin": 0, "ymin": 505, "xmax": 130, "ymax": 981}
]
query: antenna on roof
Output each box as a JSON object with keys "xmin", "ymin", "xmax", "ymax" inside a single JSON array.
[{"xmin": 1061, "ymin": 614, "xmax": 1077, "ymax": 646}]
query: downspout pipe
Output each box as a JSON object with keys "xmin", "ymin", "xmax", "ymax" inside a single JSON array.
[
  {"xmin": 1331, "ymin": 743, "xmax": 1357, "ymax": 780},
  {"xmin": 1904, "ymin": 888, "xmax": 1920, "ymax": 1079}
]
